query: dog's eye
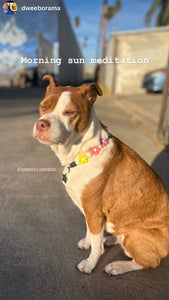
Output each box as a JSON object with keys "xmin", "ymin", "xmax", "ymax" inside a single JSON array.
[{"xmin": 64, "ymin": 111, "xmax": 77, "ymax": 117}]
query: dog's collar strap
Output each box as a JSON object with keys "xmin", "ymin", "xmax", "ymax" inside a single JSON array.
[{"xmin": 62, "ymin": 132, "xmax": 112, "ymax": 184}]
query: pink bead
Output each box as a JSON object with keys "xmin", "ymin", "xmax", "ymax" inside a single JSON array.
[{"xmin": 100, "ymin": 138, "xmax": 108, "ymax": 147}]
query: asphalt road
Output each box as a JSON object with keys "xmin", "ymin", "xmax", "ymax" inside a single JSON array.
[{"xmin": 0, "ymin": 87, "xmax": 169, "ymax": 300}]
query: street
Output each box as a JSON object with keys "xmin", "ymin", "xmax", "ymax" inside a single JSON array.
[{"xmin": 0, "ymin": 87, "xmax": 169, "ymax": 300}]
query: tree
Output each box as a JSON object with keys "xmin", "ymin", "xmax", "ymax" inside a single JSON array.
[
  {"xmin": 145, "ymin": 0, "xmax": 169, "ymax": 26},
  {"xmin": 102, "ymin": 0, "xmax": 121, "ymax": 58},
  {"xmin": 74, "ymin": 17, "xmax": 80, "ymax": 28},
  {"xmin": 106, "ymin": 0, "xmax": 121, "ymax": 21}
]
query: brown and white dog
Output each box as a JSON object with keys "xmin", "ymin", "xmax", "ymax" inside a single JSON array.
[{"xmin": 33, "ymin": 75, "xmax": 169, "ymax": 275}]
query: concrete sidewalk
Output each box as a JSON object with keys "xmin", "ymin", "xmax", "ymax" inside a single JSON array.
[
  {"xmin": 115, "ymin": 93, "xmax": 166, "ymax": 141},
  {"xmin": 0, "ymin": 88, "xmax": 169, "ymax": 300},
  {"xmin": 117, "ymin": 94, "xmax": 161, "ymax": 124}
]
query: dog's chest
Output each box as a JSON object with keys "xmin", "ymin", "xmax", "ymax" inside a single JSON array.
[
  {"xmin": 64, "ymin": 163, "xmax": 102, "ymax": 213},
  {"xmin": 62, "ymin": 142, "xmax": 113, "ymax": 214}
]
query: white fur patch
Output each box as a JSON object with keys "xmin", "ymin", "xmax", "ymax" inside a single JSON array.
[
  {"xmin": 105, "ymin": 222, "xmax": 115, "ymax": 233},
  {"xmin": 117, "ymin": 235, "xmax": 132, "ymax": 258},
  {"xmin": 51, "ymin": 91, "xmax": 71, "ymax": 125},
  {"xmin": 65, "ymin": 137, "xmax": 113, "ymax": 213},
  {"xmin": 49, "ymin": 91, "xmax": 73, "ymax": 132}
]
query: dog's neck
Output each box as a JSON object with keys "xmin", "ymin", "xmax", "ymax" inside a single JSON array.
[{"xmin": 50, "ymin": 107, "xmax": 107, "ymax": 166}]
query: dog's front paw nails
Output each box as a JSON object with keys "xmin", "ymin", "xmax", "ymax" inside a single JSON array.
[
  {"xmin": 77, "ymin": 239, "xmax": 90, "ymax": 250},
  {"xmin": 77, "ymin": 259, "xmax": 93, "ymax": 274}
]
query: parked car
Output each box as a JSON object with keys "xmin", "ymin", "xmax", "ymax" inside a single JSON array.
[{"xmin": 142, "ymin": 68, "xmax": 166, "ymax": 93}]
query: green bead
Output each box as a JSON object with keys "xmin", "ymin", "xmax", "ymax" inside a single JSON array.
[
  {"xmin": 62, "ymin": 174, "xmax": 67, "ymax": 183},
  {"xmin": 107, "ymin": 132, "xmax": 111, "ymax": 138}
]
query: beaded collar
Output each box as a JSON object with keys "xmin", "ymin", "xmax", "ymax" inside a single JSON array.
[{"xmin": 62, "ymin": 132, "xmax": 112, "ymax": 184}]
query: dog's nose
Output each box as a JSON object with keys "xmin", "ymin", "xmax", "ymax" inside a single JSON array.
[{"xmin": 36, "ymin": 119, "xmax": 50, "ymax": 131}]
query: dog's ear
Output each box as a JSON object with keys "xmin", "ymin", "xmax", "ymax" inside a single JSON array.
[
  {"xmin": 81, "ymin": 83, "xmax": 103, "ymax": 105},
  {"xmin": 42, "ymin": 75, "xmax": 59, "ymax": 94}
]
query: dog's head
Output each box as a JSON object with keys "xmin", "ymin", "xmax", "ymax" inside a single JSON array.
[{"xmin": 33, "ymin": 75, "xmax": 102, "ymax": 145}]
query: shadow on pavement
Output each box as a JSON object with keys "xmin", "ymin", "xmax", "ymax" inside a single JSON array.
[
  {"xmin": 151, "ymin": 146, "xmax": 169, "ymax": 195},
  {"xmin": 0, "ymin": 87, "xmax": 45, "ymax": 100},
  {"xmin": 0, "ymin": 87, "xmax": 44, "ymax": 119},
  {"xmin": 0, "ymin": 109, "xmax": 39, "ymax": 119}
]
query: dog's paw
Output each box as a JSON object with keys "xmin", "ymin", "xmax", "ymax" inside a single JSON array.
[
  {"xmin": 105, "ymin": 260, "xmax": 142, "ymax": 275},
  {"xmin": 77, "ymin": 238, "xmax": 90, "ymax": 250},
  {"xmin": 105, "ymin": 261, "xmax": 129, "ymax": 275},
  {"xmin": 77, "ymin": 258, "xmax": 93, "ymax": 274},
  {"xmin": 103, "ymin": 236, "xmax": 118, "ymax": 247}
]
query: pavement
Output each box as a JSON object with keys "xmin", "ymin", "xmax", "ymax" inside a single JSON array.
[
  {"xmin": 0, "ymin": 87, "xmax": 169, "ymax": 300},
  {"xmin": 115, "ymin": 93, "xmax": 162, "ymax": 140}
]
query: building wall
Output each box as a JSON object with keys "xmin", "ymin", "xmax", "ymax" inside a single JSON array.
[
  {"xmin": 58, "ymin": 0, "xmax": 83, "ymax": 85},
  {"xmin": 37, "ymin": 33, "xmax": 53, "ymax": 76},
  {"xmin": 104, "ymin": 27, "xmax": 169, "ymax": 94}
]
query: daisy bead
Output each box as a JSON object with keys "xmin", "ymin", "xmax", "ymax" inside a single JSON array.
[{"xmin": 89, "ymin": 146, "xmax": 101, "ymax": 155}]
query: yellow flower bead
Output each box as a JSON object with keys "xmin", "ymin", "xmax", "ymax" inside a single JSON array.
[{"xmin": 78, "ymin": 154, "xmax": 88, "ymax": 164}]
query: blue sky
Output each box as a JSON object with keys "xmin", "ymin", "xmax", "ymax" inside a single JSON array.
[{"xmin": 64, "ymin": 0, "xmax": 158, "ymax": 62}]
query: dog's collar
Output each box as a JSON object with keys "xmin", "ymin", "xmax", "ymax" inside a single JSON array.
[{"xmin": 62, "ymin": 132, "xmax": 112, "ymax": 184}]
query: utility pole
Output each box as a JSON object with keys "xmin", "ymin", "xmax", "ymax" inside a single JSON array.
[
  {"xmin": 102, "ymin": 0, "xmax": 108, "ymax": 60},
  {"xmin": 157, "ymin": 51, "xmax": 169, "ymax": 140},
  {"xmin": 98, "ymin": 0, "xmax": 121, "ymax": 85},
  {"xmin": 98, "ymin": 0, "xmax": 108, "ymax": 84}
]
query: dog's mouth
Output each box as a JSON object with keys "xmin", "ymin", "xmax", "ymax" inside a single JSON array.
[
  {"xmin": 34, "ymin": 133, "xmax": 52, "ymax": 145},
  {"xmin": 33, "ymin": 122, "xmax": 69, "ymax": 145},
  {"xmin": 33, "ymin": 121, "xmax": 51, "ymax": 143}
]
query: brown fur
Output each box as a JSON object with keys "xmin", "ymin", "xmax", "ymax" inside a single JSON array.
[{"xmin": 81, "ymin": 136, "xmax": 169, "ymax": 269}]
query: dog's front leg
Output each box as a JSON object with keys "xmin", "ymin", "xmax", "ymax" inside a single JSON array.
[
  {"xmin": 77, "ymin": 222, "xmax": 91, "ymax": 250},
  {"xmin": 77, "ymin": 226, "xmax": 104, "ymax": 274}
]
